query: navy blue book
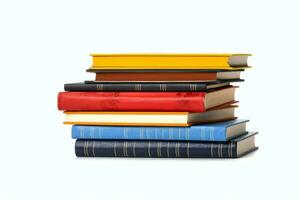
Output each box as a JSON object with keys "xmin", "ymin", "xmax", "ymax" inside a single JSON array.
[
  {"xmin": 64, "ymin": 80, "xmax": 242, "ymax": 92},
  {"xmin": 75, "ymin": 132, "xmax": 258, "ymax": 158},
  {"xmin": 72, "ymin": 119, "xmax": 248, "ymax": 142}
]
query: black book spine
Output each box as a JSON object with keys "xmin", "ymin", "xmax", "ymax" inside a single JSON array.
[
  {"xmin": 75, "ymin": 140, "xmax": 238, "ymax": 158},
  {"xmin": 64, "ymin": 83, "xmax": 99, "ymax": 92},
  {"xmin": 64, "ymin": 83, "xmax": 207, "ymax": 92}
]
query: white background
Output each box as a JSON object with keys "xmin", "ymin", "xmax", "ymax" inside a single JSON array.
[{"xmin": 0, "ymin": 0, "xmax": 299, "ymax": 199}]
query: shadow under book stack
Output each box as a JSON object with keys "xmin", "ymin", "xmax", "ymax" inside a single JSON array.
[{"xmin": 57, "ymin": 54, "xmax": 258, "ymax": 158}]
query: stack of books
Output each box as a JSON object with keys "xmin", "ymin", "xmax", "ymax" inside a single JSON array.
[{"xmin": 57, "ymin": 54, "xmax": 258, "ymax": 158}]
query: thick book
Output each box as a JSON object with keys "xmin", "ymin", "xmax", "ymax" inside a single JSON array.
[
  {"xmin": 64, "ymin": 82, "xmax": 235, "ymax": 92},
  {"xmin": 72, "ymin": 119, "xmax": 248, "ymax": 141},
  {"xmin": 63, "ymin": 106, "xmax": 236, "ymax": 126},
  {"xmin": 94, "ymin": 71, "xmax": 242, "ymax": 82},
  {"xmin": 58, "ymin": 86, "xmax": 236, "ymax": 112},
  {"xmin": 75, "ymin": 132, "xmax": 258, "ymax": 158},
  {"xmin": 89, "ymin": 53, "xmax": 251, "ymax": 70}
]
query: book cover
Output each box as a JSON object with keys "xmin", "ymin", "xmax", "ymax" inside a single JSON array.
[
  {"xmin": 63, "ymin": 106, "xmax": 237, "ymax": 126},
  {"xmin": 75, "ymin": 132, "xmax": 258, "ymax": 158},
  {"xmin": 93, "ymin": 71, "xmax": 242, "ymax": 82},
  {"xmin": 95, "ymin": 71, "xmax": 218, "ymax": 81},
  {"xmin": 89, "ymin": 53, "xmax": 251, "ymax": 70},
  {"xmin": 64, "ymin": 82, "xmax": 238, "ymax": 92},
  {"xmin": 57, "ymin": 87, "xmax": 235, "ymax": 112},
  {"xmin": 72, "ymin": 119, "xmax": 249, "ymax": 141}
]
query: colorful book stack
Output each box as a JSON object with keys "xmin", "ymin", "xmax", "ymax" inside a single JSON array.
[{"xmin": 57, "ymin": 54, "xmax": 258, "ymax": 158}]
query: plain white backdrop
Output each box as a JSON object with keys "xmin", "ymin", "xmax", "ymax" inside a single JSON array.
[{"xmin": 0, "ymin": 0, "xmax": 299, "ymax": 199}]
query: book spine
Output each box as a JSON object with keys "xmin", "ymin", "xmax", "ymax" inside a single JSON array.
[
  {"xmin": 64, "ymin": 83, "xmax": 99, "ymax": 92},
  {"xmin": 57, "ymin": 92, "xmax": 206, "ymax": 112},
  {"xmin": 91, "ymin": 55, "xmax": 237, "ymax": 69},
  {"xmin": 64, "ymin": 83, "xmax": 207, "ymax": 92},
  {"xmin": 72, "ymin": 126, "xmax": 227, "ymax": 141},
  {"xmin": 75, "ymin": 140, "xmax": 238, "ymax": 158},
  {"xmin": 95, "ymin": 72, "xmax": 216, "ymax": 82}
]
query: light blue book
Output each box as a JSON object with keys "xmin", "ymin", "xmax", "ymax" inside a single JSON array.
[{"xmin": 71, "ymin": 119, "xmax": 249, "ymax": 142}]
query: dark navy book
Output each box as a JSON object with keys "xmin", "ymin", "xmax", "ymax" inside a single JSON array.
[
  {"xmin": 64, "ymin": 80, "xmax": 243, "ymax": 92},
  {"xmin": 75, "ymin": 132, "xmax": 258, "ymax": 158}
]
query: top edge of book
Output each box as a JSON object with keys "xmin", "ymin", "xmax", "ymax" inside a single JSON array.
[{"xmin": 90, "ymin": 53, "xmax": 252, "ymax": 57}]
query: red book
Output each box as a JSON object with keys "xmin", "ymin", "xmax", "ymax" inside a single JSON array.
[{"xmin": 57, "ymin": 87, "xmax": 235, "ymax": 112}]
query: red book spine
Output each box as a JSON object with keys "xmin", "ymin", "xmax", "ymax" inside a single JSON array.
[{"xmin": 57, "ymin": 92, "xmax": 206, "ymax": 112}]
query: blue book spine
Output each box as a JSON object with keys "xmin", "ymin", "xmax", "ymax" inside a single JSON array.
[{"xmin": 72, "ymin": 125, "xmax": 229, "ymax": 141}]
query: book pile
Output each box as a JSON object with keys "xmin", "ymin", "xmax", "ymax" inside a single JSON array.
[{"xmin": 57, "ymin": 54, "xmax": 258, "ymax": 158}]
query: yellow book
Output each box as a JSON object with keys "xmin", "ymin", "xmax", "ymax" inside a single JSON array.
[
  {"xmin": 63, "ymin": 106, "xmax": 236, "ymax": 127},
  {"xmin": 89, "ymin": 53, "xmax": 251, "ymax": 70}
]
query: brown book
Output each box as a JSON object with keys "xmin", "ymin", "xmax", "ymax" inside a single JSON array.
[{"xmin": 95, "ymin": 71, "xmax": 241, "ymax": 82}]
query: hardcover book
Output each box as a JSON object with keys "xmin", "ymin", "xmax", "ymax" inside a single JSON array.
[
  {"xmin": 63, "ymin": 106, "xmax": 236, "ymax": 126},
  {"xmin": 75, "ymin": 132, "xmax": 258, "ymax": 158},
  {"xmin": 57, "ymin": 86, "xmax": 236, "ymax": 112},
  {"xmin": 64, "ymin": 82, "xmax": 234, "ymax": 92},
  {"xmin": 94, "ymin": 71, "xmax": 242, "ymax": 82},
  {"xmin": 89, "ymin": 53, "xmax": 251, "ymax": 70},
  {"xmin": 72, "ymin": 119, "xmax": 248, "ymax": 141}
]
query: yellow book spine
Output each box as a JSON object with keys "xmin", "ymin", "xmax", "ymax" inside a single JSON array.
[
  {"xmin": 90, "ymin": 55, "xmax": 250, "ymax": 70},
  {"xmin": 93, "ymin": 56, "xmax": 229, "ymax": 66},
  {"xmin": 63, "ymin": 121, "xmax": 190, "ymax": 127}
]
